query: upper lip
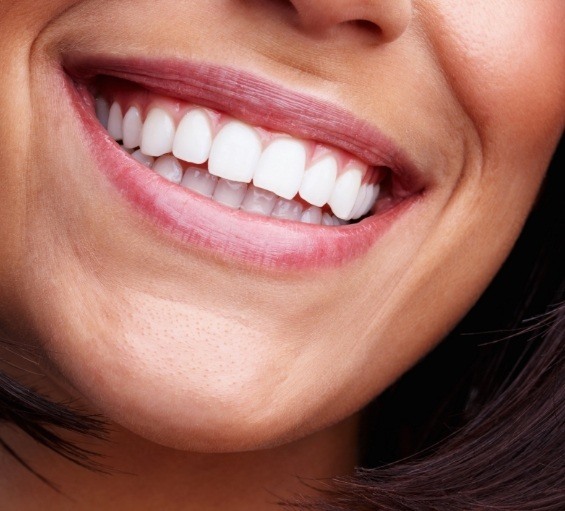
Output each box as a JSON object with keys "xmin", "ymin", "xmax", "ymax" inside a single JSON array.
[{"xmin": 64, "ymin": 55, "xmax": 425, "ymax": 196}]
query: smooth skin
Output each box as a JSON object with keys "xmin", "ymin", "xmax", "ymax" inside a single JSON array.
[{"xmin": 0, "ymin": 1, "xmax": 564, "ymax": 509}]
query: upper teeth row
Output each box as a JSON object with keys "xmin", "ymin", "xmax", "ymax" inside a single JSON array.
[{"xmin": 97, "ymin": 98, "xmax": 380, "ymax": 221}]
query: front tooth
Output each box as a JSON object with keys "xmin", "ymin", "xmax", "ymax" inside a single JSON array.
[
  {"xmin": 253, "ymin": 139, "xmax": 306, "ymax": 200},
  {"xmin": 95, "ymin": 98, "xmax": 110, "ymax": 129},
  {"xmin": 181, "ymin": 167, "xmax": 218, "ymax": 197},
  {"xmin": 141, "ymin": 108, "xmax": 176, "ymax": 157},
  {"xmin": 213, "ymin": 179, "xmax": 248, "ymax": 209},
  {"xmin": 131, "ymin": 150, "xmax": 155, "ymax": 168},
  {"xmin": 208, "ymin": 121, "xmax": 262, "ymax": 183},
  {"xmin": 240, "ymin": 185, "xmax": 277, "ymax": 216},
  {"xmin": 173, "ymin": 109, "xmax": 213, "ymax": 164},
  {"xmin": 328, "ymin": 168, "xmax": 363, "ymax": 220},
  {"xmin": 108, "ymin": 102, "xmax": 123, "ymax": 141},
  {"xmin": 299, "ymin": 156, "xmax": 338, "ymax": 207},
  {"xmin": 271, "ymin": 198, "xmax": 303, "ymax": 221},
  {"xmin": 122, "ymin": 106, "xmax": 143, "ymax": 149},
  {"xmin": 153, "ymin": 155, "xmax": 183, "ymax": 185},
  {"xmin": 301, "ymin": 206, "xmax": 323, "ymax": 225}
]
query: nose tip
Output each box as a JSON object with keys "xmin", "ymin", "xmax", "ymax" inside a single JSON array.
[{"xmin": 289, "ymin": 0, "xmax": 413, "ymax": 43}]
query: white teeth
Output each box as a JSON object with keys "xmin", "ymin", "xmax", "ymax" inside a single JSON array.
[
  {"xmin": 106, "ymin": 97, "xmax": 384, "ymax": 224},
  {"xmin": 253, "ymin": 138, "xmax": 307, "ymax": 200},
  {"xmin": 122, "ymin": 106, "xmax": 143, "ymax": 149},
  {"xmin": 131, "ymin": 150, "xmax": 155, "ymax": 167},
  {"xmin": 213, "ymin": 179, "xmax": 248, "ymax": 209},
  {"xmin": 240, "ymin": 185, "xmax": 277, "ymax": 216},
  {"xmin": 108, "ymin": 103, "xmax": 123, "ymax": 141},
  {"xmin": 301, "ymin": 206, "xmax": 323, "ymax": 225},
  {"xmin": 141, "ymin": 108, "xmax": 176, "ymax": 157},
  {"xmin": 322, "ymin": 213, "xmax": 335, "ymax": 226},
  {"xmin": 271, "ymin": 198, "xmax": 304, "ymax": 221},
  {"xmin": 208, "ymin": 121, "xmax": 262, "ymax": 183},
  {"xmin": 173, "ymin": 109, "xmax": 213, "ymax": 164},
  {"xmin": 299, "ymin": 156, "xmax": 338, "ymax": 208},
  {"xmin": 349, "ymin": 184, "xmax": 368, "ymax": 220},
  {"xmin": 360, "ymin": 184, "xmax": 379, "ymax": 217},
  {"xmin": 153, "ymin": 155, "xmax": 183, "ymax": 185},
  {"xmin": 181, "ymin": 167, "xmax": 218, "ymax": 197},
  {"xmin": 95, "ymin": 98, "xmax": 110, "ymax": 129},
  {"xmin": 328, "ymin": 168, "xmax": 363, "ymax": 220}
]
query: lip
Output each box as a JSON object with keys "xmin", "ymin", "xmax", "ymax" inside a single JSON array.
[{"xmin": 61, "ymin": 56, "xmax": 426, "ymax": 270}]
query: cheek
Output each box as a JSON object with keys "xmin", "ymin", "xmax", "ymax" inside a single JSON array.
[
  {"xmin": 0, "ymin": 0, "xmax": 84, "ymax": 306},
  {"xmin": 426, "ymin": 0, "xmax": 565, "ymax": 152},
  {"xmin": 0, "ymin": 2, "xmax": 81, "ymax": 36}
]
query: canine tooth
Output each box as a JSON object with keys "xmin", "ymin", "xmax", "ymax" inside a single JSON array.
[
  {"xmin": 360, "ymin": 184, "xmax": 380, "ymax": 216},
  {"xmin": 213, "ymin": 179, "xmax": 248, "ymax": 209},
  {"xmin": 122, "ymin": 107, "xmax": 143, "ymax": 149},
  {"xmin": 301, "ymin": 206, "xmax": 323, "ymax": 225},
  {"xmin": 253, "ymin": 139, "xmax": 306, "ymax": 200},
  {"xmin": 349, "ymin": 184, "xmax": 368, "ymax": 220},
  {"xmin": 173, "ymin": 109, "xmax": 213, "ymax": 164},
  {"xmin": 271, "ymin": 198, "xmax": 303, "ymax": 221},
  {"xmin": 360, "ymin": 185, "xmax": 374, "ymax": 216},
  {"xmin": 108, "ymin": 102, "xmax": 123, "ymax": 141},
  {"xmin": 95, "ymin": 98, "xmax": 110, "ymax": 129},
  {"xmin": 181, "ymin": 167, "xmax": 218, "ymax": 197},
  {"xmin": 208, "ymin": 121, "xmax": 262, "ymax": 183},
  {"xmin": 299, "ymin": 156, "xmax": 338, "ymax": 207},
  {"xmin": 153, "ymin": 155, "xmax": 183, "ymax": 185},
  {"xmin": 328, "ymin": 168, "xmax": 363, "ymax": 220},
  {"xmin": 240, "ymin": 185, "xmax": 277, "ymax": 216},
  {"xmin": 141, "ymin": 108, "xmax": 176, "ymax": 157},
  {"xmin": 131, "ymin": 150, "xmax": 155, "ymax": 167},
  {"xmin": 321, "ymin": 213, "xmax": 335, "ymax": 226}
]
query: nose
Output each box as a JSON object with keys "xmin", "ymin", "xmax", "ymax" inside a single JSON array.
[{"xmin": 288, "ymin": 0, "xmax": 413, "ymax": 43}]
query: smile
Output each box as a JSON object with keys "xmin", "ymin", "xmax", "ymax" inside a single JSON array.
[
  {"xmin": 98, "ymin": 84, "xmax": 385, "ymax": 225},
  {"xmin": 63, "ymin": 57, "xmax": 426, "ymax": 269}
]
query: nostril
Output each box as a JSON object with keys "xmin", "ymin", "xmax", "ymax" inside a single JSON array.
[
  {"xmin": 346, "ymin": 19, "xmax": 382, "ymax": 37},
  {"xmin": 349, "ymin": 19, "xmax": 379, "ymax": 31},
  {"xmin": 277, "ymin": 0, "xmax": 412, "ymax": 43},
  {"xmin": 270, "ymin": 0, "xmax": 296, "ymax": 13}
]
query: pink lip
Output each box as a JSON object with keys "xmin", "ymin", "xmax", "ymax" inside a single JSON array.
[{"xmin": 62, "ymin": 57, "xmax": 424, "ymax": 270}]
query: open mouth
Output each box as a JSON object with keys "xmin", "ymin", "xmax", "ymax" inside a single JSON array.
[
  {"xmin": 63, "ymin": 57, "xmax": 425, "ymax": 269},
  {"xmin": 95, "ymin": 77, "xmax": 386, "ymax": 226}
]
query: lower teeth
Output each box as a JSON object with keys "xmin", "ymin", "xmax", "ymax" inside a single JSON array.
[{"xmin": 123, "ymin": 145, "xmax": 349, "ymax": 226}]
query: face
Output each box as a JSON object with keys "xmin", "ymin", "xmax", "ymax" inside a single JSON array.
[{"xmin": 0, "ymin": 0, "xmax": 563, "ymax": 452}]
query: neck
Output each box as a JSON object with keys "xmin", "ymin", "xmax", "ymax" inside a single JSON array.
[{"xmin": 0, "ymin": 415, "xmax": 359, "ymax": 510}]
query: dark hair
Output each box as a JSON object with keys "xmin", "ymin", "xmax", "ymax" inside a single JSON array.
[
  {"xmin": 1, "ymin": 138, "xmax": 563, "ymax": 508},
  {"xmin": 0, "ymin": 333, "xmax": 107, "ymax": 488}
]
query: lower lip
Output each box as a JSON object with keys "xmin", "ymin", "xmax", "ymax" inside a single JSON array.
[{"xmin": 64, "ymin": 69, "xmax": 416, "ymax": 270}]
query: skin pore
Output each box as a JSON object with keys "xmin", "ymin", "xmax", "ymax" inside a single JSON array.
[{"xmin": 0, "ymin": 1, "xmax": 564, "ymax": 510}]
